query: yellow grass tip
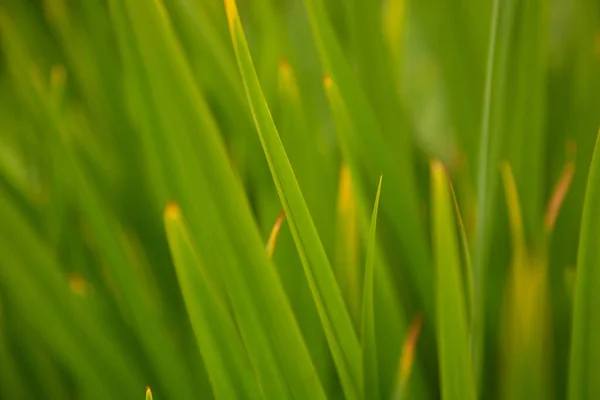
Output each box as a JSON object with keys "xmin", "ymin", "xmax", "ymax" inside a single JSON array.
[
  {"xmin": 145, "ymin": 386, "xmax": 153, "ymax": 400},
  {"xmin": 545, "ymin": 141, "xmax": 576, "ymax": 231},
  {"xmin": 223, "ymin": 0, "xmax": 238, "ymax": 30},
  {"xmin": 50, "ymin": 65, "xmax": 67, "ymax": 88},
  {"xmin": 68, "ymin": 274, "xmax": 89, "ymax": 297},
  {"xmin": 164, "ymin": 201, "xmax": 181, "ymax": 221},
  {"xmin": 266, "ymin": 210, "xmax": 286, "ymax": 260},
  {"xmin": 399, "ymin": 313, "xmax": 424, "ymax": 387},
  {"xmin": 337, "ymin": 165, "xmax": 355, "ymax": 213}
]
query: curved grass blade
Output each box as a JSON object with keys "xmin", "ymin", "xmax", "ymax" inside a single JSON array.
[
  {"xmin": 569, "ymin": 132, "xmax": 600, "ymax": 400},
  {"xmin": 431, "ymin": 160, "xmax": 476, "ymax": 400},
  {"xmin": 164, "ymin": 202, "xmax": 263, "ymax": 400},
  {"xmin": 361, "ymin": 175, "xmax": 382, "ymax": 400},
  {"xmin": 224, "ymin": 1, "xmax": 361, "ymax": 398}
]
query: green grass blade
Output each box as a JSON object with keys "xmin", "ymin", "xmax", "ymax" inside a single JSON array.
[
  {"xmin": 164, "ymin": 203, "xmax": 263, "ymax": 400},
  {"xmin": 431, "ymin": 160, "xmax": 476, "ymax": 400},
  {"xmin": 361, "ymin": 175, "xmax": 382, "ymax": 400},
  {"xmin": 473, "ymin": 0, "xmax": 501, "ymax": 383},
  {"xmin": 448, "ymin": 174, "xmax": 475, "ymax": 329},
  {"xmin": 146, "ymin": 387, "xmax": 154, "ymax": 400},
  {"xmin": 110, "ymin": 1, "xmax": 326, "ymax": 397},
  {"xmin": 224, "ymin": 1, "xmax": 361, "ymax": 398},
  {"xmin": 569, "ymin": 132, "xmax": 600, "ymax": 400}
]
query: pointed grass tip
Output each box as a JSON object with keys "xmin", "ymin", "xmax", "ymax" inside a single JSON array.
[
  {"xmin": 164, "ymin": 201, "xmax": 182, "ymax": 222},
  {"xmin": 545, "ymin": 141, "xmax": 576, "ymax": 232},
  {"xmin": 223, "ymin": 0, "xmax": 238, "ymax": 30},
  {"xmin": 266, "ymin": 210, "xmax": 286, "ymax": 260},
  {"xmin": 145, "ymin": 386, "xmax": 153, "ymax": 400},
  {"xmin": 399, "ymin": 313, "xmax": 424, "ymax": 387}
]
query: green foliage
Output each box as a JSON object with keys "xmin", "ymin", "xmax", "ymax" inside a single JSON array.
[{"xmin": 0, "ymin": 0, "xmax": 598, "ymax": 399}]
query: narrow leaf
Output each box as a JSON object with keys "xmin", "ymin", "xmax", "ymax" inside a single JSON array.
[
  {"xmin": 361, "ymin": 175, "xmax": 382, "ymax": 400},
  {"xmin": 164, "ymin": 202, "xmax": 262, "ymax": 400},
  {"xmin": 431, "ymin": 160, "xmax": 476, "ymax": 400},
  {"xmin": 569, "ymin": 132, "xmax": 600, "ymax": 400},
  {"xmin": 224, "ymin": 1, "xmax": 361, "ymax": 398}
]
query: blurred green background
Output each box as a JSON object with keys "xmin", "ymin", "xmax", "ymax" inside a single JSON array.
[{"xmin": 0, "ymin": 0, "xmax": 599, "ymax": 399}]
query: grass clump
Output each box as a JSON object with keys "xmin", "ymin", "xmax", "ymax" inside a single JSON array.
[{"xmin": 0, "ymin": 0, "xmax": 599, "ymax": 399}]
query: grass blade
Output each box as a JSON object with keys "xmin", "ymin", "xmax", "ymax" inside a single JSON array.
[
  {"xmin": 110, "ymin": 1, "xmax": 327, "ymax": 397},
  {"xmin": 569, "ymin": 132, "xmax": 600, "ymax": 399},
  {"xmin": 431, "ymin": 160, "xmax": 476, "ymax": 400},
  {"xmin": 224, "ymin": 1, "xmax": 361, "ymax": 397},
  {"xmin": 164, "ymin": 202, "xmax": 263, "ymax": 400},
  {"xmin": 361, "ymin": 175, "xmax": 382, "ymax": 400}
]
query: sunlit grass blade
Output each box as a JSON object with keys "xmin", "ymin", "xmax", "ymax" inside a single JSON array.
[
  {"xmin": 569, "ymin": 131, "xmax": 600, "ymax": 400},
  {"xmin": 224, "ymin": 1, "xmax": 361, "ymax": 397},
  {"xmin": 361, "ymin": 175, "xmax": 382, "ymax": 400},
  {"xmin": 146, "ymin": 387, "xmax": 154, "ymax": 400},
  {"xmin": 164, "ymin": 202, "xmax": 263, "ymax": 399},
  {"xmin": 431, "ymin": 160, "xmax": 476, "ymax": 400}
]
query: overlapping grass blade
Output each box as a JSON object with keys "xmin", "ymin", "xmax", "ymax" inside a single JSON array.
[
  {"xmin": 431, "ymin": 160, "xmax": 476, "ymax": 400},
  {"xmin": 569, "ymin": 132, "xmax": 600, "ymax": 399},
  {"xmin": 110, "ymin": 1, "xmax": 327, "ymax": 398},
  {"xmin": 224, "ymin": 0, "xmax": 361, "ymax": 397},
  {"xmin": 164, "ymin": 203, "xmax": 263, "ymax": 399},
  {"xmin": 361, "ymin": 176, "xmax": 382, "ymax": 400}
]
